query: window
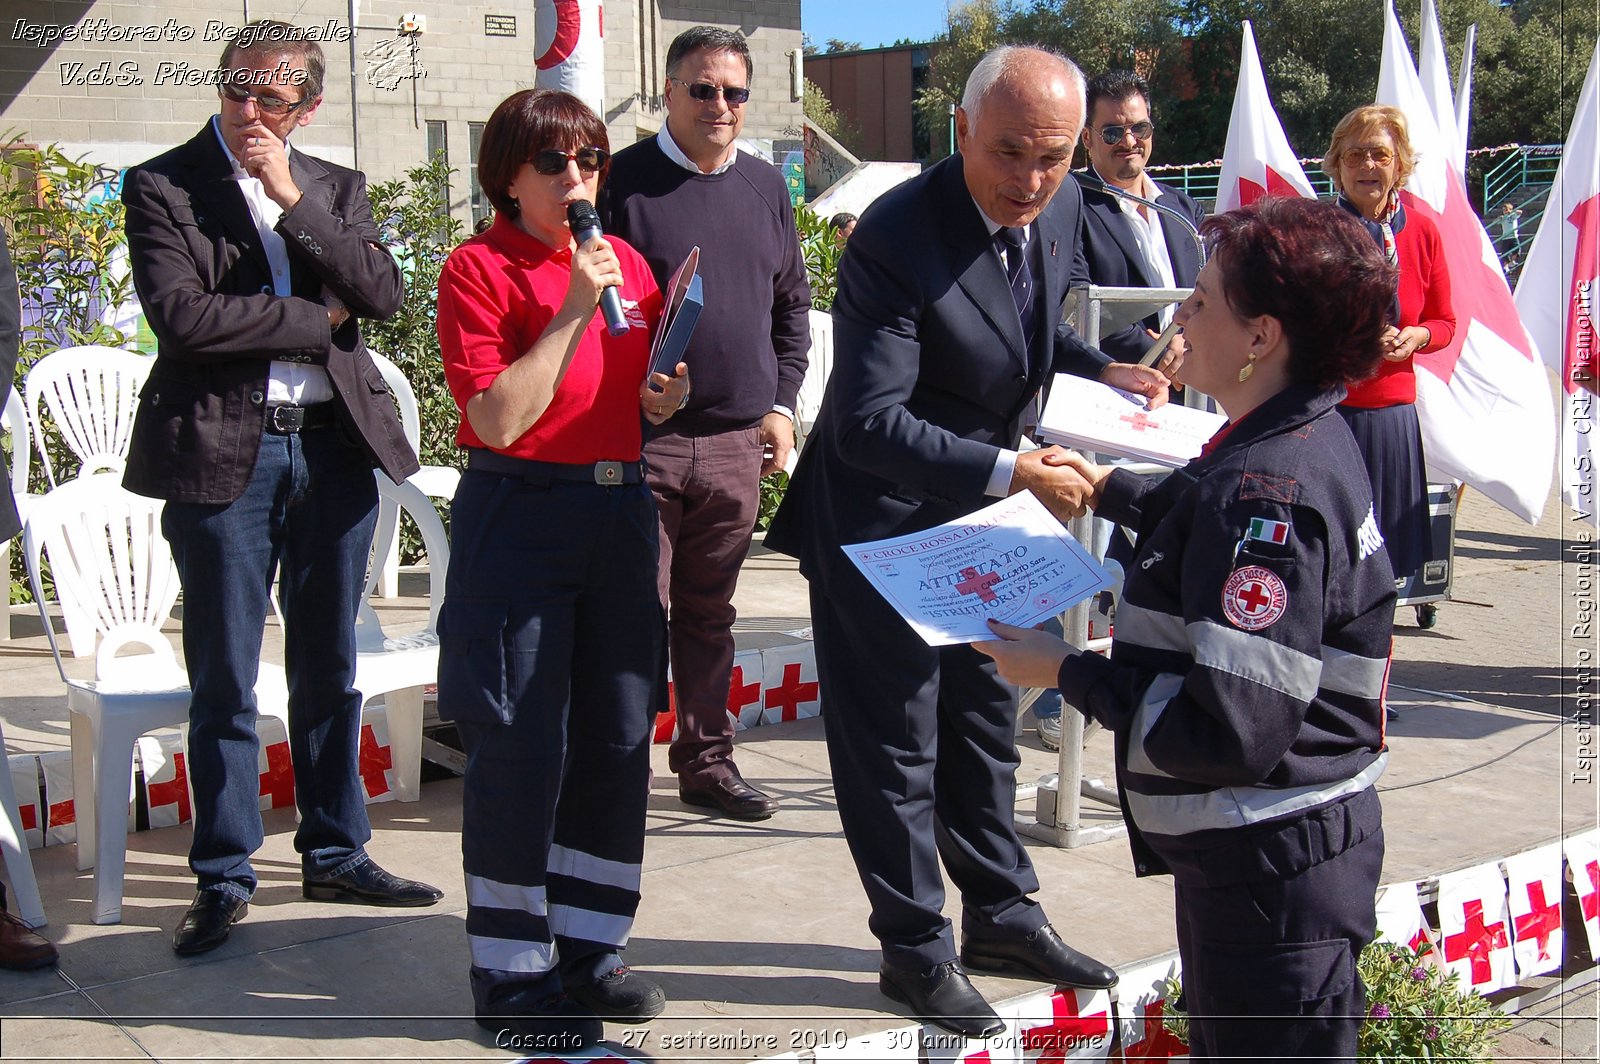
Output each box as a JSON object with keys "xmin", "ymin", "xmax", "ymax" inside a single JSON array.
[
  {"xmin": 468, "ymin": 121, "xmax": 489, "ymax": 227},
  {"xmin": 425, "ymin": 120, "xmax": 449, "ymax": 216}
]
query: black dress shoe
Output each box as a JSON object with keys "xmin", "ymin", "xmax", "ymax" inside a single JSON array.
[
  {"xmin": 961, "ymin": 924, "xmax": 1118, "ymax": 989},
  {"xmin": 878, "ymin": 960, "xmax": 1004, "ymax": 1039},
  {"xmin": 678, "ymin": 772, "xmax": 779, "ymax": 820},
  {"xmin": 567, "ymin": 964, "xmax": 666, "ymax": 1023},
  {"xmin": 172, "ymin": 890, "xmax": 248, "ymax": 956},
  {"xmin": 476, "ymin": 989, "xmax": 603, "ymax": 1051},
  {"xmin": 302, "ymin": 860, "xmax": 443, "ymax": 907}
]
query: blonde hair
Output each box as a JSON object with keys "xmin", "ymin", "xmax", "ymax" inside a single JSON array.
[{"xmin": 1321, "ymin": 104, "xmax": 1417, "ymax": 194}]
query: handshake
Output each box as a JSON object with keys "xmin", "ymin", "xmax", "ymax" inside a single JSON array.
[{"xmin": 1009, "ymin": 446, "xmax": 1109, "ymax": 521}]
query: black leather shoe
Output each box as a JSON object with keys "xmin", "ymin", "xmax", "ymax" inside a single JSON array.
[
  {"xmin": 678, "ymin": 772, "xmax": 779, "ymax": 820},
  {"xmin": 476, "ymin": 990, "xmax": 603, "ymax": 1051},
  {"xmin": 961, "ymin": 924, "xmax": 1118, "ymax": 989},
  {"xmin": 879, "ymin": 960, "xmax": 1004, "ymax": 1039},
  {"xmin": 172, "ymin": 890, "xmax": 248, "ymax": 956},
  {"xmin": 568, "ymin": 964, "xmax": 666, "ymax": 1023},
  {"xmin": 303, "ymin": 860, "xmax": 443, "ymax": 907}
]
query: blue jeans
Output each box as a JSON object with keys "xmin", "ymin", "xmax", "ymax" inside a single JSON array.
[{"xmin": 161, "ymin": 426, "xmax": 379, "ymax": 899}]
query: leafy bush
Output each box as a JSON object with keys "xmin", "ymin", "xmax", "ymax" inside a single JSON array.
[
  {"xmin": 1161, "ymin": 940, "xmax": 1513, "ymax": 1061},
  {"xmin": 795, "ymin": 203, "xmax": 844, "ymax": 311}
]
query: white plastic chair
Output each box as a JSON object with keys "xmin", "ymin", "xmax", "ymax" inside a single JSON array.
[
  {"xmin": 350, "ymin": 474, "xmax": 448, "ymax": 803},
  {"xmin": 0, "ymin": 720, "xmax": 45, "ymax": 929},
  {"xmin": 1, "ymin": 387, "xmax": 37, "ymax": 641},
  {"xmin": 367, "ymin": 352, "xmax": 459, "ymax": 599},
  {"xmin": 22, "ymin": 474, "xmax": 291, "ymax": 924},
  {"xmin": 795, "ymin": 309, "xmax": 835, "ymax": 443},
  {"xmin": 24, "ymin": 345, "xmax": 153, "ymax": 487}
]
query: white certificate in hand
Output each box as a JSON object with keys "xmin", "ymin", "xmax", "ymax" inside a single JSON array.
[{"xmin": 842, "ymin": 492, "xmax": 1113, "ymax": 647}]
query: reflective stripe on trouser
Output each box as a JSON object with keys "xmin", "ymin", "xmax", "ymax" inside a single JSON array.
[{"xmin": 441, "ymin": 473, "xmax": 662, "ymax": 990}]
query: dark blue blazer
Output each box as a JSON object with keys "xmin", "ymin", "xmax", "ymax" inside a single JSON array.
[
  {"xmin": 1075, "ymin": 173, "xmax": 1205, "ymax": 364},
  {"xmin": 765, "ymin": 153, "xmax": 1110, "ymax": 589}
]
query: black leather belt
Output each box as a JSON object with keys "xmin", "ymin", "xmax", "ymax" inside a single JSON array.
[
  {"xmin": 467, "ymin": 448, "xmax": 644, "ymax": 486},
  {"xmin": 264, "ymin": 402, "xmax": 338, "ymax": 434}
]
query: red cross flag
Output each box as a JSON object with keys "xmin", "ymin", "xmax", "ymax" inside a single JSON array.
[
  {"xmin": 1436, "ymin": 860, "xmax": 1515, "ymax": 993},
  {"xmin": 760, "ymin": 643, "xmax": 821, "ymax": 726},
  {"xmin": 1373, "ymin": 879, "xmax": 1435, "ymax": 959},
  {"xmin": 39, "ymin": 750, "xmax": 84, "ymax": 847},
  {"xmin": 8, "ymin": 753, "xmax": 42, "ymax": 851},
  {"xmin": 726, "ymin": 650, "xmax": 766, "ymax": 732},
  {"xmin": 137, "ymin": 731, "xmax": 192, "ymax": 829},
  {"xmin": 1504, "ymin": 842, "xmax": 1565, "ymax": 978},
  {"xmin": 1514, "ymin": 39, "xmax": 1600, "ymax": 526},
  {"xmin": 1214, "ymin": 21, "xmax": 1317, "ymax": 214},
  {"xmin": 253, "ymin": 716, "xmax": 297, "ymax": 812},
  {"xmin": 1003, "ymin": 986, "xmax": 1112, "ymax": 1062},
  {"xmin": 1564, "ymin": 830, "xmax": 1600, "ymax": 959},
  {"xmin": 653, "ymin": 677, "xmax": 679, "ymax": 745},
  {"xmin": 1112, "ymin": 956, "xmax": 1188, "ymax": 1060},
  {"xmin": 358, "ymin": 710, "xmax": 398, "ymax": 804},
  {"xmin": 1377, "ymin": 0, "xmax": 1556, "ymax": 523}
]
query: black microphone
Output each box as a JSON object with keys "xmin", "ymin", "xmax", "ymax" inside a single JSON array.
[{"xmin": 566, "ymin": 200, "xmax": 629, "ymax": 336}]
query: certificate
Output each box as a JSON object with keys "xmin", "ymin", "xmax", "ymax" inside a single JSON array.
[
  {"xmin": 842, "ymin": 492, "xmax": 1113, "ymax": 647},
  {"xmin": 1037, "ymin": 372, "xmax": 1225, "ymax": 466}
]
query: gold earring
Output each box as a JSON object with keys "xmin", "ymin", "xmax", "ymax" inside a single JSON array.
[{"xmin": 1238, "ymin": 352, "xmax": 1257, "ymax": 383}]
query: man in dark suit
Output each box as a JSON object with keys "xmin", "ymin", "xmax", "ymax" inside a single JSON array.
[
  {"xmin": 121, "ymin": 20, "xmax": 441, "ymax": 957},
  {"xmin": 764, "ymin": 46, "xmax": 1167, "ymax": 1037},
  {"xmin": 1073, "ymin": 70, "xmax": 1205, "ymax": 369}
]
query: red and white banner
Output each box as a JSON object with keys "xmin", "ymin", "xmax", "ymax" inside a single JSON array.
[
  {"xmin": 1113, "ymin": 956, "xmax": 1188, "ymax": 1060},
  {"xmin": 1214, "ymin": 20, "xmax": 1317, "ymax": 214},
  {"xmin": 1436, "ymin": 860, "xmax": 1515, "ymax": 993},
  {"xmin": 1377, "ymin": 0, "xmax": 1555, "ymax": 523},
  {"xmin": 8, "ymin": 754, "xmax": 42, "ymax": 851},
  {"xmin": 533, "ymin": 0, "xmax": 606, "ymax": 117},
  {"xmin": 1514, "ymin": 39, "xmax": 1600, "ymax": 527},
  {"xmin": 1564, "ymin": 830, "xmax": 1600, "ymax": 959},
  {"xmin": 653, "ymin": 677, "xmax": 680, "ymax": 745},
  {"xmin": 1504, "ymin": 842, "xmax": 1565, "ymax": 978},
  {"xmin": 254, "ymin": 716, "xmax": 297, "ymax": 812},
  {"xmin": 726, "ymin": 650, "xmax": 766, "ymax": 732},
  {"xmin": 1373, "ymin": 879, "xmax": 1434, "ymax": 958},
  {"xmin": 999, "ymin": 986, "xmax": 1112, "ymax": 1061},
  {"xmin": 358, "ymin": 710, "xmax": 398, "ymax": 805},
  {"xmin": 1417, "ymin": 0, "xmax": 1465, "ymax": 175},
  {"xmin": 760, "ymin": 644, "xmax": 822, "ymax": 726},
  {"xmin": 137, "ymin": 731, "xmax": 191, "ymax": 829},
  {"xmin": 40, "ymin": 750, "xmax": 84, "ymax": 847}
]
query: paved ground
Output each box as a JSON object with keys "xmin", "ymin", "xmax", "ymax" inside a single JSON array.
[{"xmin": 0, "ymin": 462, "xmax": 1591, "ymax": 1061}]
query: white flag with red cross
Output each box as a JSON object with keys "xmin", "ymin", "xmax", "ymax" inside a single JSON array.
[
  {"xmin": 1213, "ymin": 21, "xmax": 1317, "ymax": 214},
  {"xmin": 924, "ymin": 1026, "xmax": 1022, "ymax": 1064},
  {"xmin": 1112, "ymin": 955, "xmax": 1188, "ymax": 1060},
  {"xmin": 726, "ymin": 649, "xmax": 766, "ymax": 732},
  {"xmin": 1514, "ymin": 39, "xmax": 1600, "ymax": 526},
  {"xmin": 40, "ymin": 750, "xmax": 87, "ymax": 846},
  {"xmin": 653, "ymin": 674, "xmax": 679, "ymax": 745},
  {"xmin": 1374, "ymin": 879, "xmax": 1435, "ymax": 959},
  {"xmin": 357, "ymin": 709, "xmax": 398, "ymax": 804},
  {"xmin": 1564, "ymin": 830, "xmax": 1600, "ymax": 960},
  {"xmin": 1417, "ymin": 0, "xmax": 1465, "ymax": 176},
  {"xmin": 8, "ymin": 754, "xmax": 42, "ymax": 851},
  {"xmin": 1436, "ymin": 860, "xmax": 1515, "ymax": 993},
  {"xmin": 1377, "ymin": 0, "xmax": 1556, "ymax": 523},
  {"xmin": 252, "ymin": 715, "xmax": 297, "ymax": 812},
  {"xmin": 137, "ymin": 731, "xmax": 192, "ymax": 829},
  {"xmin": 760, "ymin": 642, "xmax": 821, "ymax": 726},
  {"xmin": 998, "ymin": 985, "xmax": 1112, "ymax": 1061},
  {"xmin": 1504, "ymin": 842, "xmax": 1565, "ymax": 978}
]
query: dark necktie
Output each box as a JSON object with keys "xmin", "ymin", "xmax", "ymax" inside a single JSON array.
[{"xmin": 996, "ymin": 227, "xmax": 1035, "ymax": 338}]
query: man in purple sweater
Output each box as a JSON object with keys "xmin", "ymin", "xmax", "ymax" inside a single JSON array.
[{"xmin": 601, "ymin": 26, "xmax": 811, "ymax": 820}]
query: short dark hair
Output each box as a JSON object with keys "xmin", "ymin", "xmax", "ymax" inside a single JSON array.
[
  {"xmin": 828, "ymin": 212, "xmax": 856, "ymax": 231},
  {"xmin": 218, "ymin": 20, "xmax": 326, "ymax": 101},
  {"xmin": 1085, "ymin": 70, "xmax": 1149, "ymax": 118},
  {"xmin": 1200, "ymin": 198, "xmax": 1396, "ymax": 392},
  {"xmin": 477, "ymin": 90, "xmax": 609, "ymax": 220},
  {"xmin": 665, "ymin": 26, "xmax": 753, "ymax": 82}
]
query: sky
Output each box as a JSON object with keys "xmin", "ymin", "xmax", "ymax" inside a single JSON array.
[{"xmin": 802, "ymin": 0, "xmax": 949, "ymax": 51}]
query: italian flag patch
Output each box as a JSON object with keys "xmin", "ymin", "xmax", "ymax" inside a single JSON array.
[{"xmin": 1246, "ymin": 517, "xmax": 1290, "ymax": 545}]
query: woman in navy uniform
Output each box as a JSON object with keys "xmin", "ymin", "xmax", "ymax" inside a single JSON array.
[{"xmin": 980, "ymin": 198, "xmax": 1397, "ymax": 1061}]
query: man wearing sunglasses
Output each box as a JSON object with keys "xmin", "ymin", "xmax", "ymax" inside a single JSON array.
[
  {"xmin": 122, "ymin": 20, "xmax": 442, "ymax": 958},
  {"xmin": 1072, "ymin": 71, "xmax": 1205, "ymax": 371},
  {"xmin": 602, "ymin": 26, "xmax": 811, "ymax": 822}
]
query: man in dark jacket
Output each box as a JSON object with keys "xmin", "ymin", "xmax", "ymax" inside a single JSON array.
[{"xmin": 122, "ymin": 20, "xmax": 440, "ymax": 956}]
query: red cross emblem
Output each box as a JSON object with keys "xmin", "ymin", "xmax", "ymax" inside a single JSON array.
[
  {"xmin": 147, "ymin": 751, "xmax": 192, "ymax": 824},
  {"xmin": 1443, "ymin": 897, "xmax": 1509, "ymax": 985},
  {"xmin": 1581, "ymin": 860, "xmax": 1599, "ymax": 924},
  {"xmin": 1514, "ymin": 880, "xmax": 1562, "ymax": 962},
  {"xmin": 258, "ymin": 741, "xmax": 296, "ymax": 809},
  {"xmin": 726, "ymin": 664, "xmax": 760, "ymax": 722},
  {"xmin": 358, "ymin": 724, "xmax": 393, "ymax": 799},
  {"xmin": 1019, "ymin": 989, "xmax": 1109, "ymax": 1062},
  {"xmin": 1221, "ymin": 565, "xmax": 1287, "ymax": 630},
  {"xmin": 1119, "ymin": 411, "xmax": 1159, "ymax": 433},
  {"xmin": 764, "ymin": 663, "xmax": 818, "ymax": 723},
  {"xmin": 654, "ymin": 681, "xmax": 678, "ymax": 744},
  {"xmin": 955, "ymin": 566, "xmax": 1001, "ymax": 604}
]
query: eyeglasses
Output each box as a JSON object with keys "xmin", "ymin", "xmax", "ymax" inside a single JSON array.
[
  {"xmin": 1340, "ymin": 146, "xmax": 1396, "ymax": 166},
  {"xmin": 532, "ymin": 147, "xmax": 611, "ymax": 176},
  {"xmin": 219, "ymin": 82, "xmax": 308, "ymax": 115},
  {"xmin": 671, "ymin": 77, "xmax": 751, "ymax": 106},
  {"xmin": 1092, "ymin": 121, "xmax": 1155, "ymax": 145}
]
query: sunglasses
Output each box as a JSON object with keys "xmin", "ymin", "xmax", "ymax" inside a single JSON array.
[
  {"xmin": 671, "ymin": 77, "xmax": 751, "ymax": 106},
  {"xmin": 219, "ymin": 82, "xmax": 308, "ymax": 115},
  {"xmin": 1091, "ymin": 121, "xmax": 1155, "ymax": 145},
  {"xmin": 1340, "ymin": 146, "xmax": 1396, "ymax": 166},
  {"xmin": 532, "ymin": 146, "xmax": 611, "ymax": 176}
]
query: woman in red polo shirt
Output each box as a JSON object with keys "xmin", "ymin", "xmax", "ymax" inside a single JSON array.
[{"xmin": 434, "ymin": 88, "xmax": 688, "ymax": 1052}]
